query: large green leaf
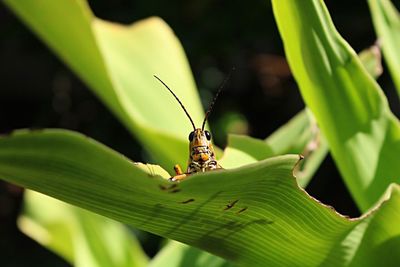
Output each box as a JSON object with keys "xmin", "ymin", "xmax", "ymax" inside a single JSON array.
[
  {"xmin": 1, "ymin": 130, "xmax": 400, "ymax": 267},
  {"xmin": 368, "ymin": 0, "xmax": 400, "ymax": 96},
  {"xmin": 3, "ymin": 0, "xmax": 204, "ymax": 169},
  {"xmin": 18, "ymin": 190, "xmax": 148, "ymax": 267},
  {"xmin": 272, "ymin": 0, "xmax": 400, "ymax": 211}
]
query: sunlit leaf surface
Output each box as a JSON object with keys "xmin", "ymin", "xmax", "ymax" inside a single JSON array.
[
  {"xmin": 272, "ymin": 0, "xmax": 400, "ymax": 211},
  {"xmin": 0, "ymin": 130, "xmax": 399, "ymax": 267}
]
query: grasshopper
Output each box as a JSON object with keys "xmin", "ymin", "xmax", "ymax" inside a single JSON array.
[{"xmin": 154, "ymin": 75, "xmax": 226, "ymax": 181}]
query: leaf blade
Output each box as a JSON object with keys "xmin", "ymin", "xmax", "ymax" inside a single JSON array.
[
  {"xmin": 1, "ymin": 130, "xmax": 399, "ymax": 266},
  {"xmin": 271, "ymin": 0, "xmax": 400, "ymax": 211},
  {"xmin": 3, "ymin": 0, "xmax": 204, "ymax": 169}
]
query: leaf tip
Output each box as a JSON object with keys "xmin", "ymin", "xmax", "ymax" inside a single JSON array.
[{"xmin": 292, "ymin": 154, "xmax": 305, "ymax": 177}]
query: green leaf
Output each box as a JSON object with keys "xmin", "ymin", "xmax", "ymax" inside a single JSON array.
[
  {"xmin": 220, "ymin": 110, "xmax": 328, "ymax": 187},
  {"xmin": 368, "ymin": 0, "xmax": 400, "ymax": 95},
  {"xmin": 149, "ymin": 241, "xmax": 234, "ymax": 267},
  {"xmin": 3, "ymin": 0, "xmax": 204, "ymax": 169},
  {"xmin": 220, "ymin": 42, "xmax": 382, "ymax": 188},
  {"xmin": 319, "ymin": 184, "xmax": 400, "ymax": 267},
  {"xmin": 272, "ymin": 0, "xmax": 400, "ymax": 211},
  {"xmin": 1, "ymin": 130, "xmax": 400, "ymax": 266},
  {"xmin": 19, "ymin": 191, "xmax": 148, "ymax": 267}
]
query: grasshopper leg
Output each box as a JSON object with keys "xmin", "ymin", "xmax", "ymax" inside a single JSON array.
[
  {"xmin": 174, "ymin": 164, "xmax": 183, "ymax": 175},
  {"xmin": 170, "ymin": 173, "xmax": 188, "ymax": 182},
  {"xmin": 169, "ymin": 164, "xmax": 189, "ymax": 182}
]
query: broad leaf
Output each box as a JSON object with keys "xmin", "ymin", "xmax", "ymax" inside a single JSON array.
[
  {"xmin": 1, "ymin": 130, "xmax": 400, "ymax": 266},
  {"xmin": 272, "ymin": 0, "xmax": 400, "ymax": 211},
  {"xmin": 3, "ymin": 0, "xmax": 204, "ymax": 169}
]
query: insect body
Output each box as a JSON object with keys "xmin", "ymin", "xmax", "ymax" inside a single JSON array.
[{"xmin": 154, "ymin": 75, "xmax": 225, "ymax": 181}]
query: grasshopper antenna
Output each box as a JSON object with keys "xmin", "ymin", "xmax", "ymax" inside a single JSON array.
[
  {"xmin": 154, "ymin": 75, "xmax": 196, "ymax": 131},
  {"xmin": 201, "ymin": 68, "xmax": 235, "ymax": 130}
]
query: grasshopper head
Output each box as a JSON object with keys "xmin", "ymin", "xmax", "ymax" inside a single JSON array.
[{"xmin": 188, "ymin": 128, "xmax": 215, "ymax": 163}]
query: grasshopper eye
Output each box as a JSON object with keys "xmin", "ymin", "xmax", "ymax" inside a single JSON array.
[
  {"xmin": 204, "ymin": 130, "xmax": 211, "ymax": 140},
  {"xmin": 188, "ymin": 131, "xmax": 195, "ymax": 141}
]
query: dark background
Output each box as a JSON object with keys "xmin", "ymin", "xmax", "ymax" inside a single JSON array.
[{"xmin": 1, "ymin": 0, "xmax": 399, "ymax": 266}]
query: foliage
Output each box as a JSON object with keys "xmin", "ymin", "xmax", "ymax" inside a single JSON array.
[
  {"xmin": 272, "ymin": 0, "xmax": 400, "ymax": 212},
  {"xmin": 1, "ymin": 0, "xmax": 400, "ymax": 266},
  {"xmin": 369, "ymin": 0, "xmax": 400, "ymax": 96}
]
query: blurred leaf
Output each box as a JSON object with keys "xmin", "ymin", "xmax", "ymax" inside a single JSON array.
[
  {"xmin": 265, "ymin": 110, "xmax": 316, "ymax": 154},
  {"xmin": 267, "ymin": 112, "xmax": 329, "ymax": 185},
  {"xmin": 219, "ymin": 135, "xmax": 271, "ymax": 169},
  {"xmin": 1, "ymin": 130, "xmax": 400, "ymax": 266},
  {"xmin": 272, "ymin": 0, "xmax": 400, "ymax": 211},
  {"xmin": 368, "ymin": 0, "xmax": 400, "ymax": 95},
  {"xmin": 19, "ymin": 191, "xmax": 148, "ymax": 267},
  {"xmin": 3, "ymin": 0, "xmax": 204, "ymax": 169},
  {"xmin": 358, "ymin": 43, "xmax": 383, "ymax": 79},
  {"xmin": 213, "ymin": 112, "xmax": 249, "ymax": 145},
  {"xmin": 218, "ymin": 145, "xmax": 259, "ymax": 170},
  {"xmin": 220, "ymin": 110, "xmax": 328, "ymax": 187},
  {"xmin": 149, "ymin": 241, "xmax": 234, "ymax": 267}
]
